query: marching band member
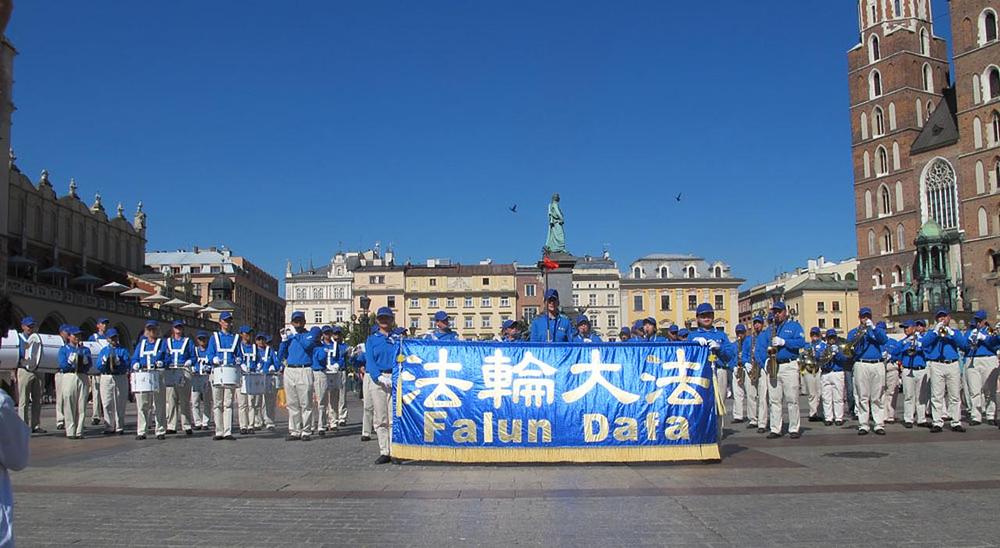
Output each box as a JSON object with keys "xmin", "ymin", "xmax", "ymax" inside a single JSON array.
[
  {"xmin": 677, "ymin": 328, "xmax": 690, "ymax": 341},
  {"xmin": 923, "ymin": 309, "xmax": 968, "ymax": 433},
  {"xmin": 895, "ymin": 321, "xmax": 929, "ymax": 429},
  {"xmin": 207, "ymin": 312, "xmax": 240, "ymax": 441},
  {"xmin": 164, "ymin": 320, "xmax": 196, "ymax": 436},
  {"xmin": 529, "ymin": 289, "xmax": 571, "ymax": 342},
  {"xmin": 95, "ymin": 328, "xmax": 130, "ymax": 435},
  {"xmin": 326, "ymin": 327, "xmax": 349, "ymax": 431},
  {"xmin": 191, "ymin": 332, "xmax": 213, "ymax": 431},
  {"xmin": 963, "ymin": 310, "xmax": 1000, "ymax": 426},
  {"xmin": 915, "ymin": 319, "xmax": 931, "ymax": 422},
  {"xmin": 354, "ymin": 343, "xmax": 373, "ymax": 442},
  {"xmin": 571, "ymin": 316, "xmax": 602, "ymax": 343},
  {"xmin": 749, "ymin": 317, "xmax": 768, "ymax": 432},
  {"xmin": 501, "ymin": 320, "xmax": 521, "ymax": 342},
  {"xmin": 642, "ymin": 317, "xmax": 667, "ymax": 342},
  {"xmin": 690, "ymin": 303, "xmax": 734, "ymax": 414},
  {"xmin": 259, "ymin": 334, "xmax": 281, "ymax": 431},
  {"xmin": 666, "ymin": 324, "xmax": 679, "ymax": 341},
  {"xmin": 424, "ymin": 311, "xmax": 459, "ymax": 341},
  {"xmin": 278, "ymin": 311, "xmax": 319, "ymax": 441},
  {"xmin": 730, "ymin": 324, "xmax": 751, "ymax": 425},
  {"xmin": 617, "ymin": 326, "xmax": 631, "ymax": 343},
  {"xmin": 820, "ymin": 329, "xmax": 848, "ymax": 426},
  {"xmin": 803, "ymin": 327, "xmax": 824, "ymax": 423},
  {"xmin": 848, "ymin": 308, "xmax": 888, "ymax": 435},
  {"xmin": 366, "ymin": 307, "xmax": 398, "ymax": 464},
  {"xmin": 236, "ymin": 325, "xmax": 259, "ymax": 436},
  {"xmin": 54, "ymin": 324, "xmax": 70, "ymax": 431},
  {"xmin": 131, "ymin": 321, "xmax": 167, "ymax": 441},
  {"xmin": 311, "ymin": 325, "xmax": 336, "ymax": 437},
  {"xmin": 58, "ymin": 326, "xmax": 92, "ymax": 439},
  {"xmin": 754, "ymin": 302, "xmax": 805, "ymax": 439},
  {"xmin": 87, "ymin": 317, "xmax": 110, "ymax": 426},
  {"xmin": 14, "ymin": 317, "xmax": 45, "ymax": 433},
  {"xmin": 630, "ymin": 320, "xmax": 644, "ymax": 342},
  {"xmin": 878, "ymin": 322, "xmax": 901, "ymax": 424}
]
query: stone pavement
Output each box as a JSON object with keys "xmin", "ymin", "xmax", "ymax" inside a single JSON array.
[{"xmin": 10, "ymin": 394, "xmax": 1000, "ymax": 547}]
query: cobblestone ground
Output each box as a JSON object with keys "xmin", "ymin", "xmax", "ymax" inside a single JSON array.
[{"xmin": 10, "ymin": 393, "xmax": 1000, "ymax": 547}]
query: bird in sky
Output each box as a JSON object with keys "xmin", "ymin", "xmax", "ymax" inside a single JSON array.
[
  {"xmin": 509, "ymin": 204, "xmax": 518, "ymax": 213},
  {"xmin": 675, "ymin": 193, "xmax": 682, "ymax": 202}
]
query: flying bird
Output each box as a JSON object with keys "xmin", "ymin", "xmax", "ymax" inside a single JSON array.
[
  {"xmin": 509, "ymin": 204, "xmax": 518, "ymax": 213},
  {"xmin": 675, "ymin": 193, "xmax": 682, "ymax": 202}
]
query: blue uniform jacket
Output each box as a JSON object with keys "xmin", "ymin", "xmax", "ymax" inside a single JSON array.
[
  {"xmin": 965, "ymin": 327, "xmax": 1000, "ymax": 357},
  {"xmin": 424, "ymin": 330, "xmax": 459, "ymax": 341},
  {"xmin": 823, "ymin": 345, "xmax": 850, "ymax": 373},
  {"xmin": 753, "ymin": 321, "xmax": 806, "ymax": 364},
  {"xmin": 164, "ymin": 337, "xmax": 196, "ymax": 368},
  {"xmin": 96, "ymin": 345, "xmax": 131, "ymax": 375},
  {"xmin": 691, "ymin": 327, "xmax": 735, "ymax": 367},
  {"xmin": 365, "ymin": 330, "xmax": 398, "ymax": 376},
  {"xmin": 846, "ymin": 326, "xmax": 889, "ymax": 361},
  {"xmin": 278, "ymin": 329, "xmax": 318, "ymax": 367},
  {"xmin": 131, "ymin": 338, "xmax": 166, "ymax": 369},
  {"xmin": 238, "ymin": 342, "xmax": 261, "ymax": 372},
  {"xmin": 570, "ymin": 333, "xmax": 603, "ymax": 343},
  {"xmin": 921, "ymin": 328, "xmax": 968, "ymax": 362},
  {"xmin": 58, "ymin": 344, "xmax": 92, "ymax": 374},
  {"xmin": 640, "ymin": 334, "xmax": 667, "ymax": 342},
  {"xmin": 312, "ymin": 341, "xmax": 349, "ymax": 372},
  {"xmin": 193, "ymin": 346, "xmax": 211, "ymax": 374},
  {"xmin": 529, "ymin": 314, "xmax": 572, "ymax": 342},
  {"xmin": 256, "ymin": 346, "xmax": 280, "ymax": 374},
  {"xmin": 893, "ymin": 336, "xmax": 927, "ymax": 369},
  {"xmin": 206, "ymin": 331, "xmax": 241, "ymax": 367}
]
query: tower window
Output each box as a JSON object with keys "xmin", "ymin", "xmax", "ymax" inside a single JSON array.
[
  {"xmin": 922, "ymin": 64, "xmax": 934, "ymax": 92},
  {"xmin": 876, "ymin": 146, "xmax": 889, "ymax": 176},
  {"xmin": 985, "ymin": 10, "xmax": 998, "ymax": 43},
  {"xmin": 923, "ymin": 159, "xmax": 959, "ymax": 229},
  {"xmin": 870, "ymin": 70, "xmax": 883, "ymax": 99},
  {"xmin": 880, "ymin": 185, "xmax": 892, "ymax": 215},
  {"xmin": 920, "ymin": 28, "xmax": 930, "ymax": 55},
  {"xmin": 882, "ymin": 228, "xmax": 893, "ymax": 254},
  {"xmin": 993, "ymin": 111, "xmax": 1000, "ymax": 146},
  {"xmin": 873, "ymin": 106, "xmax": 885, "ymax": 136},
  {"xmin": 894, "ymin": 0, "xmax": 901, "ymax": 17},
  {"xmin": 869, "ymin": 35, "xmax": 881, "ymax": 63},
  {"xmin": 989, "ymin": 68, "xmax": 1000, "ymax": 100}
]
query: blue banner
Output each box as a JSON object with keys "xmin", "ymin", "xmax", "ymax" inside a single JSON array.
[{"xmin": 391, "ymin": 341, "xmax": 722, "ymax": 463}]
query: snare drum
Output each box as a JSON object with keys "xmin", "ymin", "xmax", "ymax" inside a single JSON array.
[
  {"xmin": 163, "ymin": 368, "xmax": 183, "ymax": 387},
  {"xmin": 211, "ymin": 366, "xmax": 241, "ymax": 387},
  {"xmin": 241, "ymin": 373, "xmax": 266, "ymax": 395},
  {"xmin": 130, "ymin": 370, "xmax": 162, "ymax": 393},
  {"xmin": 191, "ymin": 374, "xmax": 208, "ymax": 393}
]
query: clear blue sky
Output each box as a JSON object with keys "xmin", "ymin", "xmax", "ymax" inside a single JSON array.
[{"xmin": 5, "ymin": 1, "xmax": 952, "ymax": 288}]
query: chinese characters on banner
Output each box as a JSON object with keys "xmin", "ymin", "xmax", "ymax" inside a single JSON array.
[{"xmin": 392, "ymin": 341, "xmax": 721, "ymax": 463}]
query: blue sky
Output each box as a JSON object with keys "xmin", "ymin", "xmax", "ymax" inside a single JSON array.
[{"xmin": 6, "ymin": 1, "xmax": 952, "ymax": 288}]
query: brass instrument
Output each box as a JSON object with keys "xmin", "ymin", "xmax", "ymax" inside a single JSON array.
[
  {"xmin": 937, "ymin": 325, "xmax": 950, "ymax": 337},
  {"xmin": 735, "ymin": 335, "xmax": 746, "ymax": 387},
  {"xmin": 818, "ymin": 342, "xmax": 834, "ymax": 370},
  {"xmin": 905, "ymin": 334, "xmax": 919, "ymax": 357},
  {"xmin": 765, "ymin": 323, "xmax": 778, "ymax": 382},
  {"xmin": 842, "ymin": 324, "xmax": 869, "ymax": 360},
  {"xmin": 748, "ymin": 331, "xmax": 761, "ymax": 384},
  {"xmin": 799, "ymin": 343, "xmax": 820, "ymax": 374}
]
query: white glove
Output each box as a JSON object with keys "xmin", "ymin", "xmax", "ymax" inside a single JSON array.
[
  {"xmin": 882, "ymin": 351, "xmax": 891, "ymax": 361},
  {"xmin": 378, "ymin": 372, "xmax": 393, "ymax": 389},
  {"xmin": 68, "ymin": 352, "xmax": 77, "ymax": 364},
  {"xmin": 771, "ymin": 336, "xmax": 785, "ymax": 347},
  {"xmin": 212, "ymin": 357, "xmax": 221, "ymax": 365},
  {"xmin": 326, "ymin": 364, "xmax": 340, "ymax": 374},
  {"xmin": 976, "ymin": 331, "xmax": 988, "ymax": 342},
  {"xmin": 946, "ymin": 328, "xmax": 955, "ymax": 337},
  {"xmin": 235, "ymin": 357, "xmax": 243, "ymax": 366},
  {"xmin": 743, "ymin": 363, "xmax": 752, "ymax": 369},
  {"xmin": 830, "ymin": 345, "xmax": 839, "ymax": 353},
  {"xmin": 155, "ymin": 360, "xmax": 164, "ymax": 368},
  {"xmin": 708, "ymin": 340, "xmax": 721, "ymax": 351},
  {"xmin": 692, "ymin": 337, "xmax": 709, "ymax": 346},
  {"xmin": 101, "ymin": 355, "xmax": 109, "ymax": 365},
  {"xmin": 865, "ymin": 319, "xmax": 875, "ymax": 329},
  {"xmin": 132, "ymin": 363, "xmax": 140, "ymax": 371},
  {"xmin": 281, "ymin": 330, "xmax": 292, "ymax": 342},
  {"xmin": 934, "ymin": 322, "xmax": 944, "ymax": 332},
  {"xmin": 184, "ymin": 359, "xmax": 192, "ymax": 366},
  {"xmin": 240, "ymin": 363, "xmax": 249, "ymax": 373}
]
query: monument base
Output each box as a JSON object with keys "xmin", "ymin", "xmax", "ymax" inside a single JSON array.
[{"xmin": 539, "ymin": 253, "xmax": 579, "ymax": 318}]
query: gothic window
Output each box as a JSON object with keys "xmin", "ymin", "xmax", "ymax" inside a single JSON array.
[
  {"xmin": 882, "ymin": 228, "xmax": 893, "ymax": 254},
  {"xmin": 993, "ymin": 111, "xmax": 1000, "ymax": 146},
  {"xmin": 984, "ymin": 10, "xmax": 998, "ymax": 44},
  {"xmin": 892, "ymin": 141, "xmax": 901, "ymax": 170},
  {"xmin": 975, "ymin": 117, "xmax": 984, "ymax": 148},
  {"xmin": 873, "ymin": 268, "xmax": 884, "ymax": 287},
  {"xmin": 868, "ymin": 230, "xmax": 877, "ymax": 256},
  {"xmin": 864, "ymin": 151, "xmax": 872, "ymax": 178},
  {"xmin": 896, "ymin": 223, "xmax": 905, "ymax": 251},
  {"xmin": 916, "ymin": 99, "xmax": 924, "ymax": 127},
  {"xmin": 880, "ymin": 185, "xmax": 892, "ymax": 215},
  {"xmin": 989, "ymin": 68, "xmax": 1000, "ymax": 100},
  {"xmin": 974, "ymin": 74, "xmax": 983, "ymax": 105},
  {"xmin": 870, "ymin": 70, "xmax": 883, "ymax": 99},
  {"xmin": 892, "ymin": 265, "xmax": 902, "ymax": 285},
  {"xmin": 295, "ymin": 287, "xmax": 306, "ymax": 299},
  {"xmin": 920, "ymin": 28, "xmax": 930, "ymax": 55},
  {"xmin": 870, "ymin": 35, "xmax": 881, "ymax": 63},
  {"xmin": 895, "ymin": 181, "xmax": 904, "ymax": 211},
  {"xmin": 876, "ymin": 146, "xmax": 889, "ymax": 175},
  {"xmin": 873, "ymin": 106, "xmax": 885, "ymax": 136},
  {"xmin": 894, "ymin": 0, "xmax": 901, "ymax": 17},
  {"xmin": 888, "ymin": 102, "xmax": 897, "ymax": 130},
  {"xmin": 979, "ymin": 207, "xmax": 989, "ymax": 236},
  {"xmin": 994, "ymin": 157, "xmax": 1000, "ymax": 192},
  {"xmin": 922, "ymin": 63, "xmax": 933, "ymax": 92},
  {"xmin": 923, "ymin": 159, "xmax": 959, "ymax": 229},
  {"xmin": 865, "ymin": 189, "xmax": 873, "ymax": 218},
  {"xmin": 312, "ymin": 287, "xmax": 323, "ymax": 299},
  {"xmin": 868, "ymin": 0, "xmax": 878, "ymax": 25},
  {"xmin": 977, "ymin": 161, "xmax": 986, "ymax": 194}
]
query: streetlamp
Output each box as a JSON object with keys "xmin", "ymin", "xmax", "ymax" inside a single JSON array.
[{"xmin": 359, "ymin": 294, "xmax": 372, "ymax": 338}]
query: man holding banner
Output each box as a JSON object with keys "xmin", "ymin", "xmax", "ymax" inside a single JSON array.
[
  {"xmin": 690, "ymin": 303, "xmax": 734, "ymax": 414},
  {"xmin": 367, "ymin": 307, "xmax": 398, "ymax": 464}
]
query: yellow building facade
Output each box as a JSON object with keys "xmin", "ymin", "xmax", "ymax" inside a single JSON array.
[{"xmin": 404, "ymin": 264, "xmax": 516, "ymax": 340}]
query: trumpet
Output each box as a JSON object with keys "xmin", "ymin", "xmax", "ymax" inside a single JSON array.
[
  {"xmin": 842, "ymin": 323, "xmax": 870, "ymax": 360},
  {"xmin": 799, "ymin": 343, "xmax": 820, "ymax": 374},
  {"xmin": 765, "ymin": 324, "xmax": 778, "ymax": 382}
]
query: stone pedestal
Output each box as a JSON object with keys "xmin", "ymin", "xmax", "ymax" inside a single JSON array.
[{"xmin": 538, "ymin": 253, "xmax": 579, "ymax": 318}]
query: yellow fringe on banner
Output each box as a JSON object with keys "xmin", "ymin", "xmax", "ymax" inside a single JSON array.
[
  {"xmin": 390, "ymin": 443, "xmax": 721, "ymax": 463},
  {"xmin": 713, "ymin": 374, "xmax": 726, "ymax": 417}
]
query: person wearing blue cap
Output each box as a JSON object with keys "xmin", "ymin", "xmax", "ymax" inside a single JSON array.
[
  {"xmin": 279, "ymin": 311, "xmax": 319, "ymax": 441},
  {"xmin": 642, "ymin": 317, "xmax": 667, "ymax": 342},
  {"xmin": 630, "ymin": 320, "xmax": 644, "ymax": 342},
  {"xmin": 311, "ymin": 326, "xmax": 345, "ymax": 435},
  {"xmin": 571, "ymin": 316, "xmax": 602, "ymax": 343},
  {"xmin": 235, "ymin": 325, "xmax": 261, "ymax": 436},
  {"xmin": 894, "ymin": 321, "xmax": 929, "ymax": 428},
  {"xmin": 131, "ymin": 321, "xmax": 167, "ymax": 440},
  {"xmin": 256, "ymin": 333, "xmax": 281, "ymax": 431},
  {"xmin": 164, "ymin": 320, "xmax": 196, "ymax": 437},
  {"xmin": 239, "ymin": 331, "xmax": 271, "ymax": 433},
  {"xmin": 731, "ymin": 323, "xmax": 753, "ymax": 425},
  {"xmin": 191, "ymin": 331, "xmax": 213, "ymax": 431},
  {"xmin": 963, "ymin": 310, "xmax": 1000, "ymax": 426},
  {"xmin": 14, "ymin": 316, "xmax": 45, "ymax": 433},
  {"xmin": 326, "ymin": 326, "xmax": 350, "ymax": 431},
  {"xmin": 87, "ymin": 318, "xmax": 111, "ymax": 427},
  {"xmin": 95, "ymin": 328, "xmax": 130, "ymax": 435},
  {"xmin": 425, "ymin": 311, "xmax": 459, "ymax": 341},
  {"xmin": 691, "ymin": 303, "xmax": 735, "ymax": 415},
  {"xmin": 58, "ymin": 326, "xmax": 93, "ymax": 439},
  {"xmin": 846, "ymin": 307, "xmax": 890, "ymax": 435},
  {"xmin": 676, "ymin": 328, "xmax": 689, "ymax": 340},
  {"xmin": 820, "ymin": 329, "xmax": 849, "ymax": 426},
  {"xmin": 754, "ymin": 301, "xmax": 806, "ymax": 439},
  {"xmin": 207, "ymin": 312, "xmax": 241, "ymax": 441},
  {"xmin": 529, "ymin": 289, "xmax": 572, "ymax": 342},
  {"xmin": 617, "ymin": 326, "xmax": 631, "ymax": 343},
  {"xmin": 501, "ymin": 320, "xmax": 520, "ymax": 342},
  {"xmin": 366, "ymin": 306, "xmax": 400, "ymax": 463},
  {"xmin": 746, "ymin": 316, "xmax": 768, "ymax": 432},
  {"xmin": 923, "ymin": 309, "xmax": 968, "ymax": 432},
  {"xmin": 876, "ymin": 321, "xmax": 902, "ymax": 425},
  {"xmin": 802, "ymin": 327, "xmax": 826, "ymax": 423},
  {"xmin": 665, "ymin": 324, "xmax": 679, "ymax": 342},
  {"xmin": 54, "ymin": 323, "xmax": 71, "ymax": 431}
]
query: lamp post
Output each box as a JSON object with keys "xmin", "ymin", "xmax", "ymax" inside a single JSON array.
[{"xmin": 359, "ymin": 294, "xmax": 372, "ymax": 339}]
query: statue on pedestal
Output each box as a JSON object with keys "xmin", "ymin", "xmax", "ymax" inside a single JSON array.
[{"xmin": 544, "ymin": 193, "xmax": 566, "ymax": 255}]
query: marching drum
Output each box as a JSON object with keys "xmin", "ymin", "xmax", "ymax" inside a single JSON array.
[
  {"xmin": 191, "ymin": 374, "xmax": 209, "ymax": 393},
  {"xmin": 211, "ymin": 366, "xmax": 241, "ymax": 387},
  {"xmin": 130, "ymin": 370, "xmax": 162, "ymax": 393},
  {"xmin": 241, "ymin": 373, "xmax": 266, "ymax": 395},
  {"xmin": 163, "ymin": 368, "xmax": 183, "ymax": 387}
]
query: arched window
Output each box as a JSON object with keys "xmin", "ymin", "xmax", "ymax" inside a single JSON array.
[
  {"xmin": 895, "ymin": 181, "xmax": 904, "ymax": 211},
  {"xmin": 927, "ymin": 100, "xmax": 934, "ymax": 119},
  {"xmin": 632, "ymin": 266, "xmax": 641, "ymax": 279},
  {"xmin": 892, "ymin": 141, "xmax": 901, "ymax": 170},
  {"xmin": 920, "ymin": 28, "xmax": 930, "ymax": 55},
  {"xmin": 896, "ymin": 224, "xmax": 905, "ymax": 251},
  {"xmin": 974, "ymin": 74, "xmax": 983, "ymax": 105},
  {"xmin": 977, "ymin": 161, "xmax": 986, "ymax": 194},
  {"xmin": 868, "ymin": 0, "xmax": 878, "ymax": 25},
  {"xmin": 979, "ymin": 207, "xmax": 990, "ymax": 236},
  {"xmin": 713, "ymin": 265, "xmax": 723, "ymax": 278},
  {"xmin": 993, "ymin": 111, "xmax": 1000, "ymax": 146},
  {"xmin": 993, "ymin": 157, "xmax": 1000, "ymax": 192},
  {"xmin": 873, "ymin": 267, "xmax": 884, "ymax": 287},
  {"xmin": 868, "ymin": 230, "xmax": 877, "ymax": 256},
  {"xmin": 869, "ymin": 35, "xmax": 881, "ymax": 63},
  {"xmin": 882, "ymin": 228, "xmax": 893, "ymax": 254},
  {"xmin": 923, "ymin": 159, "xmax": 959, "ymax": 229},
  {"xmin": 916, "ymin": 99, "xmax": 924, "ymax": 127},
  {"xmin": 922, "ymin": 63, "xmax": 934, "ymax": 92},
  {"xmin": 983, "ymin": 10, "xmax": 998, "ymax": 44},
  {"xmin": 864, "ymin": 189, "xmax": 873, "ymax": 218},
  {"xmin": 685, "ymin": 265, "xmax": 696, "ymax": 279},
  {"xmin": 658, "ymin": 266, "xmax": 669, "ymax": 279},
  {"xmin": 888, "ymin": 102, "xmax": 897, "ymax": 130},
  {"xmin": 870, "ymin": 70, "xmax": 883, "ymax": 99},
  {"xmin": 876, "ymin": 146, "xmax": 889, "ymax": 175},
  {"xmin": 975, "ymin": 117, "xmax": 984, "ymax": 148},
  {"xmin": 873, "ymin": 106, "xmax": 885, "ymax": 136},
  {"xmin": 892, "ymin": 265, "xmax": 902, "ymax": 285},
  {"xmin": 990, "ymin": 68, "xmax": 1000, "ymax": 100},
  {"xmin": 864, "ymin": 151, "xmax": 872, "ymax": 178},
  {"xmin": 880, "ymin": 184, "xmax": 892, "ymax": 215}
]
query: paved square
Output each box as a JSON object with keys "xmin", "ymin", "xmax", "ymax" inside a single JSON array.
[{"xmin": 10, "ymin": 394, "xmax": 1000, "ymax": 547}]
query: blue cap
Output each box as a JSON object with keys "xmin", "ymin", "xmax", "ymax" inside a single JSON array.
[
  {"xmin": 59, "ymin": 324, "xmax": 70, "ymax": 333},
  {"xmin": 619, "ymin": 327, "xmax": 630, "ymax": 335},
  {"xmin": 255, "ymin": 332, "xmax": 267, "ymax": 340},
  {"xmin": 974, "ymin": 310, "xmax": 988, "ymax": 321},
  {"xmin": 677, "ymin": 328, "xmax": 689, "ymax": 337},
  {"xmin": 196, "ymin": 331, "xmax": 209, "ymax": 339},
  {"xmin": 735, "ymin": 324, "xmax": 746, "ymax": 333},
  {"xmin": 309, "ymin": 326, "xmax": 322, "ymax": 338},
  {"xmin": 544, "ymin": 288, "xmax": 559, "ymax": 301},
  {"xmin": 935, "ymin": 308, "xmax": 950, "ymax": 318},
  {"xmin": 321, "ymin": 325, "xmax": 334, "ymax": 333},
  {"xmin": 668, "ymin": 325, "xmax": 679, "ymax": 333},
  {"xmin": 219, "ymin": 311, "xmax": 234, "ymax": 321},
  {"xmin": 915, "ymin": 319, "xmax": 927, "ymax": 327},
  {"xmin": 695, "ymin": 303, "xmax": 714, "ymax": 316},
  {"xmin": 144, "ymin": 320, "xmax": 158, "ymax": 329},
  {"xmin": 859, "ymin": 307, "xmax": 872, "ymax": 317},
  {"xmin": 752, "ymin": 316, "xmax": 764, "ymax": 324},
  {"xmin": 265, "ymin": 334, "xmax": 273, "ymax": 343},
  {"xmin": 238, "ymin": 325, "xmax": 254, "ymax": 334},
  {"xmin": 172, "ymin": 320, "xmax": 185, "ymax": 328},
  {"xmin": 502, "ymin": 319, "xmax": 515, "ymax": 329},
  {"xmin": 825, "ymin": 329, "xmax": 838, "ymax": 337},
  {"xmin": 876, "ymin": 321, "xmax": 886, "ymax": 330},
  {"xmin": 575, "ymin": 315, "xmax": 590, "ymax": 326},
  {"xmin": 643, "ymin": 317, "xmax": 656, "ymax": 326},
  {"xmin": 331, "ymin": 326, "xmax": 343, "ymax": 335},
  {"xmin": 290, "ymin": 311, "xmax": 305, "ymax": 321},
  {"xmin": 376, "ymin": 306, "xmax": 394, "ymax": 318},
  {"xmin": 767, "ymin": 313, "xmax": 775, "ymax": 322},
  {"xmin": 632, "ymin": 320, "xmax": 643, "ymax": 331},
  {"xmin": 810, "ymin": 327, "xmax": 821, "ymax": 335},
  {"xmin": 96, "ymin": 317, "xmax": 109, "ymax": 325},
  {"xmin": 901, "ymin": 320, "xmax": 914, "ymax": 328},
  {"xmin": 770, "ymin": 301, "xmax": 787, "ymax": 311},
  {"xmin": 105, "ymin": 328, "xmax": 119, "ymax": 338},
  {"xmin": 20, "ymin": 316, "xmax": 35, "ymax": 326},
  {"xmin": 66, "ymin": 325, "xmax": 81, "ymax": 336},
  {"xmin": 433, "ymin": 311, "xmax": 450, "ymax": 322}
]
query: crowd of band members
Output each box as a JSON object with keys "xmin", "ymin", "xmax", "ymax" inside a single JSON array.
[{"xmin": 9, "ymin": 286, "xmax": 1000, "ymax": 463}]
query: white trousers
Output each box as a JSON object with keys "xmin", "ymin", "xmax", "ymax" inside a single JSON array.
[
  {"xmin": 854, "ymin": 361, "xmax": 885, "ymax": 430},
  {"xmin": 312, "ymin": 370, "xmax": 329, "ymax": 431},
  {"xmin": 212, "ymin": 384, "xmax": 236, "ymax": 437},
  {"xmin": 802, "ymin": 371, "xmax": 821, "ymax": 417},
  {"xmin": 965, "ymin": 355, "xmax": 998, "ymax": 422},
  {"xmin": 89, "ymin": 374, "xmax": 103, "ymax": 421},
  {"xmin": 284, "ymin": 367, "xmax": 313, "ymax": 437},
  {"xmin": 901, "ymin": 367, "xmax": 930, "ymax": 425},
  {"xmin": 362, "ymin": 372, "xmax": 375, "ymax": 437},
  {"xmin": 755, "ymin": 371, "xmax": 769, "ymax": 429},
  {"xmin": 768, "ymin": 362, "xmax": 800, "ymax": 434},
  {"xmin": 191, "ymin": 375, "xmax": 212, "ymax": 427},
  {"xmin": 327, "ymin": 371, "xmax": 349, "ymax": 425},
  {"xmin": 16, "ymin": 368, "xmax": 42, "ymax": 430},
  {"xmin": 61, "ymin": 372, "xmax": 88, "ymax": 438},
  {"xmin": 237, "ymin": 390, "xmax": 261, "ymax": 430},
  {"xmin": 54, "ymin": 371, "xmax": 64, "ymax": 425},
  {"xmin": 732, "ymin": 367, "xmax": 757, "ymax": 423},
  {"xmin": 136, "ymin": 375, "xmax": 166, "ymax": 436},
  {"xmin": 821, "ymin": 370, "xmax": 845, "ymax": 421},
  {"xmin": 166, "ymin": 368, "xmax": 193, "ymax": 431},
  {"xmin": 929, "ymin": 361, "xmax": 962, "ymax": 428},
  {"xmin": 99, "ymin": 375, "xmax": 127, "ymax": 432},
  {"xmin": 369, "ymin": 372, "xmax": 392, "ymax": 455},
  {"xmin": 883, "ymin": 362, "xmax": 900, "ymax": 421}
]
